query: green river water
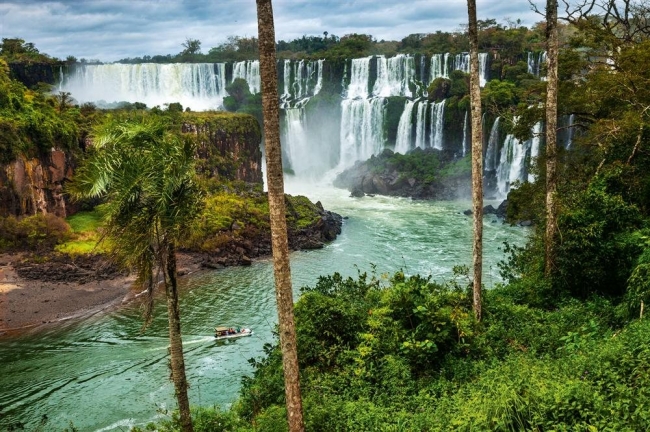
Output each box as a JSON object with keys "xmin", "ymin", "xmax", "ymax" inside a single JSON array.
[{"xmin": 0, "ymin": 184, "xmax": 528, "ymax": 431}]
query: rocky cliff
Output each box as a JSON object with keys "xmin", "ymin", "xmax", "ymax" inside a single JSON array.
[
  {"xmin": 0, "ymin": 149, "xmax": 74, "ymax": 218},
  {"xmin": 182, "ymin": 112, "xmax": 263, "ymax": 184},
  {"xmin": 0, "ymin": 112, "xmax": 263, "ymax": 219}
]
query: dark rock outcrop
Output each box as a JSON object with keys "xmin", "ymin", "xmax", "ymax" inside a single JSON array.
[
  {"xmin": 334, "ymin": 148, "xmax": 470, "ymax": 200},
  {"xmin": 0, "ymin": 149, "xmax": 76, "ymax": 218},
  {"xmin": 200, "ymin": 207, "xmax": 344, "ymax": 269}
]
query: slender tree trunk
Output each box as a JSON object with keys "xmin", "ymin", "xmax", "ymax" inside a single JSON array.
[
  {"xmin": 545, "ymin": 0, "xmax": 559, "ymax": 276},
  {"xmin": 467, "ymin": 0, "xmax": 484, "ymax": 321},
  {"xmin": 255, "ymin": 1, "xmax": 305, "ymax": 431},
  {"xmin": 164, "ymin": 242, "xmax": 193, "ymax": 432}
]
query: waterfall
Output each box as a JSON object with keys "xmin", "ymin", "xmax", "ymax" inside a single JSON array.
[
  {"xmin": 430, "ymin": 54, "xmax": 445, "ymax": 82},
  {"xmin": 527, "ymin": 122, "xmax": 543, "ymax": 182},
  {"xmin": 339, "ymin": 98, "xmax": 385, "ymax": 166},
  {"xmin": 395, "ymin": 100, "xmax": 415, "ymax": 154},
  {"xmin": 414, "ymin": 100, "xmax": 428, "ymax": 150},
  {"xmin": 566, "ymin": 114, "xmax": 575, "ymax": 149},
  {"xmin": 430, "ymin": 100, "xmax": 445, "ymax": 150},
  {"xmin": 485, "ymin": 117, "xmax": 501, "ymax": 171},
  {"xmin": 60, "ymin": 63, "xmax": 227, "ymax": 110},
  {"xmin": 294, "ymin": 60, "xmax": 305, "ymax": 99},
  {"xmin": 313, "ymin": 59, "xmax": 324, "ymax": 95},
  {"xmin": 429, "ymin": 52, "xmax": 488, "ymax": 86},
  {"xmin": 373, "ymin": 54, "xmax": 415, "ymax": 97},
  {"xmin": 527, "ymin": 51, "xmax": 547, "ymax": 78},
  {"xmin": 462, "ymin": 110, "xmax": 469, "ymax": 157},
  {"xmin": 282, "ymin": 60, "xmax": 291, "ymax": 98},
  {"xmin": 284, "ymin": 103, "xmax": 329, "ymax": 179},
  {"xmin": 232, "ymin": 60, "xmax": 260, "ymax": 93},
  {"xmin": 479, "ymin": 53, "xmax": 489, "ymax": 87},
  {"xmin": 496, "ymin": 131, "xmax": 531, "ymax": 198},
  {"xmin": 346, "ymin": 57, "xmax": 371, "ymax": 99}
]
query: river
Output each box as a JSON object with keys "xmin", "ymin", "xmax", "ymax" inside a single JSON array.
[{"xmin": 0, "ymin": 183, "xmax": 528, "ymax": 431}]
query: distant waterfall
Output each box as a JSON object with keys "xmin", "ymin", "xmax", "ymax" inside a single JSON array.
[
  {"xmin": 284, "ymin": 103, "xmax": 330, "ymax": 179},
  {"xmin": 346, "ymin": 57, "xmax": 372, "ymax": 99},
  {"xmin": 496, "ymin": 133, "xmax": 528, "ymax": 198},
  {"xmin": 462, "ymin": 111, "xmax": 468, "ymax": 157},
  {"xmin": 60, "ymin": 63, "xmax": 227, "ymax": 110},
  {"xmin": 340, "ymin": 98, "xmax": 385, "ymax": 166},
  {"xmin": 232, "ymin": 60, "xmax": 260, "ymax": 93},
  {"xmin": 414, "ymin": 100, "xmax": 428, "ymax": 150},
  {"xmin": 479, "ymin": 53, "xmax": 489, "ymax": 87},
  {"xmin": 430, "ymin": 52, "xmax": 489, "ymax": 87},
  {"xmin": 395, "ymin": 100, "xmax": 416, "ymax": 154},
  {"xmin": 430, "ymin": 54, "xmax": 445, "ymax": 82},
  {"xmin": 565, "ymin": 114, "xmax": 576, "ymax": 149},
  {"xmin": 373, "ymin": 54, "xmax": 415, "ymax": 97},
  {"xmin": 282, "ymin": 60, "xmax": 291, "ymax": 98},
  {"xmin": 430, "ymin": 100, "xmax": 445, "ymax": 150},
  {"xmin": 527, "ymin": 52, "xmax": 547, "ymax": 78},
  {"xmin": 485, "ymin": 117, "xmax": 501, "ymax": 172},
  {"xmin": 313, "ymin": 59, "xmax": 324, "ymax": 95}
]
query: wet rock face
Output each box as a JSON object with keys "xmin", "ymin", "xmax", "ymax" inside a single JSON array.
[{"xmin": 0, "ymin": 149, "xmax": 75, "ymax": 218}]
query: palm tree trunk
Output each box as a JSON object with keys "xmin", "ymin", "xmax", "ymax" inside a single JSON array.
[
  {"xmin": 255, "ymin": 1, "xmax": 305, "ymax": 431},
  {"xmin": 467, "ymin": 0, "xmax": 484, "ymax": 321},
  {"xmin": 164, "ymin": 241, "xmax": 193, "ymax": 432},
  {"xmin": 545, "ymin": 0, "xmax": 559, "ymax": 276}
]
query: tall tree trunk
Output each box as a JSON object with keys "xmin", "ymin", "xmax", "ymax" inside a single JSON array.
[
  {"xmin": 164, "ymin": 242, "xmax": 193, "ymax": 432},
  {"xmin": 467, "ymin": 0, "xmax": 484, "ymax": 321},
  {"xmin": 545, "ymin": 0, "xmax": 559, "ymax": 276},
  {"xmin": 255, "ymin": 1, "xmax": 305, "ymax": 431}
]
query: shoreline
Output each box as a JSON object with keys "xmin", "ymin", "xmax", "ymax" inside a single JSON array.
[{"xmin": 0, "ymin": 252, "xmax": 203, "ymax": 337}]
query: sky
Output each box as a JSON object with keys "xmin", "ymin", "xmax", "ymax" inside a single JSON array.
[{"xmin": 0, "ymin": 0, "xmax": 544, "ymax": 62}]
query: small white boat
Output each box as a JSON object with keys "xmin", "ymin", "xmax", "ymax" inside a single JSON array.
[{"xmin": 214, "ymin": 326, "xmax": 253, "ymax": 340}]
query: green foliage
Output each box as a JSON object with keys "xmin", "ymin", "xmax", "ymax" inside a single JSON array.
[
  {"xmin": 131, "ymin": 406, "xmax": 250, "ymax": 432},
  {"xmin": 0, "ymin": 38, "xmax": 55, "ymax": 64},
  {"xmin": 0, "ymin": 213, "xmax": 71, "ymax": 251},
  {"xmin": 0, "ymin": 58, "xmax": 82, "ymax": 163},
  {"xmin": 482, "ymin": 79, "xmax": 518, "ymax": 113}
]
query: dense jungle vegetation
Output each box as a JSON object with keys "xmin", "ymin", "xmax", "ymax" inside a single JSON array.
[
  {"xmin": 4, "ymin": 7, "xmax": 650, "ymax": 429},
  {"xmin": 126, "ymin": 13, "xmax": 650, "ymax": 432}
]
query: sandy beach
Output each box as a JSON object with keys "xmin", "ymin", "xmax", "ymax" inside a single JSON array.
[{"xmin": 0, "ymin": 253, "xmax": 203, "ymax": 335}]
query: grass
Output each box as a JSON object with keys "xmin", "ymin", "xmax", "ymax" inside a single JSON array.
[{"xmin": 55, "ymin": 208, "xmax": 106, "ymax": 255}]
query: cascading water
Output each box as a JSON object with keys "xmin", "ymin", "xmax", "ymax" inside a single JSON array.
[
  {"xmin": 496, "ymin": 128, "xmax": 531, "ymax": 198},
  {"xmin": 462, "ymin": 110, "xmax": 468, "ymax": 157},
  {"xmin": 395, "ymin": 100, "xmax": 415, "ymax": 154},
  {"xmin": 232, "ymin": 60, "xmax": 260, "ymax": 94},
  {"xmin": 373, "ymin": 54, "xmax": 415, "ymax": 97},
  {"xmin": 565, "ymin": 114, "xmax": 575, "ymax": 149},
  {"xmin": 313, "ymin": 59, "xmax": 324, "ymax": 96},
  {"xmin": 345, "ymin": 57, "xmax": 371, "ymax": 99},
  {"xmin": 430, "ymin": 100, "xmax": 445, "ymax": 150},
  {"xmin": 430, "ymin": 54, "xmax": 445, "ymax": 82},
  {"xmin": 429, "ymin": 52, "xmax": 488, "ymax": 86},
  {"xmin": 485, "ymin": 117, "xmax": 501, "ymax": 172},
  {"xmin": 339, "ymin": 98, "xmax": 385, "ymax": 166},
  {"xmin": 60, "ymin": 63, "xmax": 227, "ymax": 110},
  {"xmin": 414, "ymin": 100, "xmax": 428, "ymax": 150}
]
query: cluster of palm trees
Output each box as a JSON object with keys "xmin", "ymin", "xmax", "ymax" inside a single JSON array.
[{"xmin": 72, "ymin": 1, "xmax": 559, "ymax": 431}]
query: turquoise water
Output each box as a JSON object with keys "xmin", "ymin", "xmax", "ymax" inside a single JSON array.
[{"xmin": 0, "ymin": 184, "xmax": 528, "ymax": 431}]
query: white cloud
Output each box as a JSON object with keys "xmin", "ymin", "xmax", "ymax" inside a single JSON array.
[{"xmin": 1, "ymin": 0, "xmax": 542, "ymax": 62}]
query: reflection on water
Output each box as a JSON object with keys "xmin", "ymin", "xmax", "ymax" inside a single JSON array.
[{"xmin": 0, "ymin": 185, "xmax": 527, "ymax": 431}]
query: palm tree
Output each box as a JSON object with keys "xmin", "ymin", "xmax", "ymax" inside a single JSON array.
[
  {"xmin": 545, "ymin": 0, "xmax": 559, "ymax": 276},
  {"xmin": 467, "ymin": 0, "xmax": 484, "ymax": 320},
  {"xmin": 255, "ymin": 0, "xmax": 305, "ymax": 431},
  {"xmin": 70, "ymin": 117, "xmax": 201, "ymax": 432}
]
